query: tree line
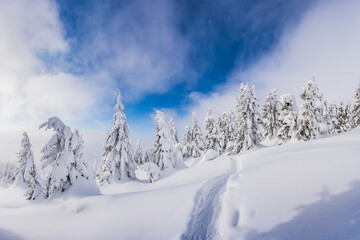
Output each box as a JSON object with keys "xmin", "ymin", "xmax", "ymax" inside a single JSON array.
[{"xmin": 1, "ymin": 78, "xmax": 360, "ymax": 200}]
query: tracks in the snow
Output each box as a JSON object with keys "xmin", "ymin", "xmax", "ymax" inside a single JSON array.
[{"xmin": 182, "ymin": 158, "xmax": 238, "ymax": 240}]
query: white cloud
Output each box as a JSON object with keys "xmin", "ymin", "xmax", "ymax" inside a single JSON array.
[
  {"xmin": 76, "ymin": 0, "xmax": 191, "ymax": 100},
  {"xmin": 175, "ymin": 0, "xmax": 360, "ymax": 135},
  {"xmin": 0, "ymin": 0, "xmax": 110, "ymax": 164}
]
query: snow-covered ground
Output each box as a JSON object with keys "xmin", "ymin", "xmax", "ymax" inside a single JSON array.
[{"xmin": 1, "ymin": 129, "xmax": 360, "ymax": 240}]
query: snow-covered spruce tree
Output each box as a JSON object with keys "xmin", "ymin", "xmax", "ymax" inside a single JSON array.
[
  {"xmin": 328, "ymin": 102, "xmax": 341, "ymax": 134},
  {"xmin": 182, "ymin": 125, "xmax": 192, "ymax": 158},
  {"xmin": 153, "ymin": 110, "xmax": 183, "ymax": 170},
  {"xmin": 71, "ymin": 129, "xmax": 89, "ymax": 179},
  {"xmin": 144, "ymin": 148, "xmax": 155, "ymax": 163},
  {"xmin": 296, "ymin": 78, "xmax": 329, "ymax": 141},
  {"xmin": 13, "ymin": 132, "xmax": 40, "ymax": 200},
  {"xmin": 134, "ymin": 138, "xmax": 144, "ymax": 165},
  {"xmin": 277, "ymin": 94, "xmax": 298, "ymax": 144},
  {"xmin": 262, "ymin": 89, "xmax": 280, "ymax": 139},
  {"xmin": 168, "ymin": 117, "xmax": 184, "ymax": 166},
  {"xmin": 40, "ymin": 117, "xmax": 91, "ymax": 198},
  {"xmin": 190, "ymin": 112, "xmax": 203, "ymax": 158},
  {"xmin": 296, "ymin": 83, "xmax": 318, "ymax": 141},
  {"xmin": 352, "ymin": 81, "xmax": 360, "ymax": 128},
  {"xmin": 337, "ymin": 101, "xmax": 352, "ymax": 132},
  {"xmin": 244, "ymin": 84, "xmax": 263, "ymax": 149},
  {"xmin": 231, "ymin": 83, "xmax": 247, "ymax": 153},
  {"xmin": 203, "ymin": 108, "xmax": 221, "ymax": 153},
  {"xmin": 1, "ymin": 161, "xmax": 17, "ymax": 185},
  {"xmin": 169, "ymin": 118, "xmax": 179, "ymax": 143},
  {"xmin": 311, "ymin": 78, "xmax": 329, "ymax": 135},
  {"xmin": 96, "ymin": 92, "xmax": 136, "ymax": 184},
  {"xmin": 231, "ymin": 83, "xmax": 262, "ymax": 153},
  {"xmin": 218, "ymin": 111, "xmax": 232, "ymax": 152}
]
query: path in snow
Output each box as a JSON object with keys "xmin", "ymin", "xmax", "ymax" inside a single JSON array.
[{"xmin": 182, "ymin": 157, "xmax": 238, "ymax": 240}]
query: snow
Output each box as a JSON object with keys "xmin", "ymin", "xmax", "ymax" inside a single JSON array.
[{"xmin": 0, "ymin": 129, "xmax": 360, "ymax": 239}]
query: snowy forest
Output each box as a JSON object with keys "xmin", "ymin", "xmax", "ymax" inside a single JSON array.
[{"xmin": 1, "ymin": 77, "xmax": 360, "ymax": 200}]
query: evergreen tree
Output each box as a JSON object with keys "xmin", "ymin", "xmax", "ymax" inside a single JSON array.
[
  {"xmin": 96, "ymin": 91, "xmax": 136, "ymax": 185},
  {"xmin": 296, "ymin": 82, "xmax": 318, "ymax": 141},
  {"xmin": 152, "ymin": 110, "xmax": 183, "ymax": 170},
  {"xmin": 277, "ymin": 94, "xmax": 298, "ymax": 144},
  {"xmin": 134, "ymin": 138, "xmax": 144, "ymax": 165},
  {"xmin": 71, "ymin": 129, "xmax": 89, "ymax": 179},
  {"xmin": 40, "ymin": 117, "xmax": 91, "ymax": 198},
  {"xmin": 218, "ymin": 111, "xmax": 233, "ymax": 152},
  {"xmin": 13, "ymin": 132, "xmax": 40, "ymax": 200},
  {"xmin": 262, "ymin": 89, "xmax": 280, "ymax": 139},
  {"xmin": 203, "ymin": 109, "xmax": 221, "ymax": 153},
  {"xmin": 296, "ymin": 78, "xmax": 328, "ymax": 141},
  {"xmin": 231, "ymin": 83, "xmax": 247, "ymax": 153},
  {"xmin": 169, "ymin": 118, "xmax": 179, "ymax": 143},
  {"xmin": 352, "ymin": 81, "xmax": 360, "ymax": 128},
  {"xmin": 337, "ymin": 101, "xmax": 352, "ymax": 132},
  {"xmin": 144, "ymin": 148, "xmax": 155, "ymax": 163},
  {"xmin": 231, "ymin": 83, "xmax": 262, "ymax": 153},
  {"xmin": 328, "ymin": 102, "xmax": 341, "ymax": 134},
  {"xmin": 190, "ymin": 112, "xmax": 203, "ymax": 158},
  {"xmin": 182, "ymin": 125, "xmax": 192, "ymax": 158}
]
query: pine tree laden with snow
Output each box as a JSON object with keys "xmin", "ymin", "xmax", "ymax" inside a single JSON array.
[
  {"xmin": 40, "ymin": 117, "xmax": 92, "ymax": 198},
  {"xmin": 152, "ymin": 110, "xmax": 178, "ymax": 170},
  {"xmin": 218, "ymin": 111, "xmax": 232, "ymax": 152},
  {"xmin": 277, "ymin": 94, "xmax": 298, "ymax": 144},
  {"xmin": 96, "ymin": 92, "xmax": 136, "ymax": 184},
  {"xmin": 144, "ymin": 148, "xmax": 155, "ymax": 163},
  {"xmin": 296, "ymin": 80, "xmax": 318, "ymax": 141},
  {"xmin": 13, "ymin": 132, "xmax": 40, "ymax": 200},
  {"xmin": 296, "ymin": 78, "xmax": 329, "ymax": 141},
  {"xmin": 231, "ymin": 83, "xmax": 262, "ymax": 153},
  {"xmin": 190, "ymin": 112, "xmax": 203, "ymax": 158},
  {"xmin": 328, "ymin": 102, "xmax": 341, "ymax": 134},
  {"xmin": 134, "ymin": 138, "xmax": 144, "ymax": 165},
  {"xmin": 203, "ymin": 108, "xmax": 221, "ymax": 153},
  {"xmin": 262, "ymin": 89, "xmax": 280, "ymax": 139},
  {"xmin": 169, "ymin": 118, "xmax": 179, "ymax": 143},
  {"xmin": 337, "ymin": 101, "xmax": 352, "ymax": 132},
  {"xmin": 182, "ymin": 125, "xmax": 192, "ymax": 159},
  {"xmin": 352, "ymin": 81, "xmax": 360, "ymax": 128}
]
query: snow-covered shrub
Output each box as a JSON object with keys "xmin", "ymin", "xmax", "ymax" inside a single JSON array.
[{"xmin": 135, "ymin": 162, "xmax": 161, "ymax": 183}]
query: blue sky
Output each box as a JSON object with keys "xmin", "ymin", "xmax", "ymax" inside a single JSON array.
[
  {"xmin": 1, "ymin": 0, "xmax": 360, "ymax": 162},
  {"xmin": 54, "ymin": 0, "xmax": 315, "ymax": 129}
]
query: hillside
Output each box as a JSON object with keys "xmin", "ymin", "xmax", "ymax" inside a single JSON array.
[{"xmin": 0, "ymin": 129, "xmax": 359, "ymax": 240}]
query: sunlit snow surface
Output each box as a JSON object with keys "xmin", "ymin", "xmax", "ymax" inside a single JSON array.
[{"xmin": 1, "ymin": 129, "xmax": 360, "ymax": 240}]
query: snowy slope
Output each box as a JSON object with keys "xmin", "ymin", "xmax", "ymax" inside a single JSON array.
[{"xmin": 0, "ymin": 129, "xmax": 360, "ymax": 240}]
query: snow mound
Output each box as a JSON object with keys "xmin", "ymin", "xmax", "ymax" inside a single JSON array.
[
  {"xmin": 198, "ymin": 149, "xmax": 219, "ymax": 164},
  {"xmin": 135, "ymin": 162, "xmax": 161, "ymax": 183}
]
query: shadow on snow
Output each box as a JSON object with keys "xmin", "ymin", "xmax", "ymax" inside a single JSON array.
[{"xmin": 244, "ymin": 181, "xmax": 360, "ymax": 240}]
